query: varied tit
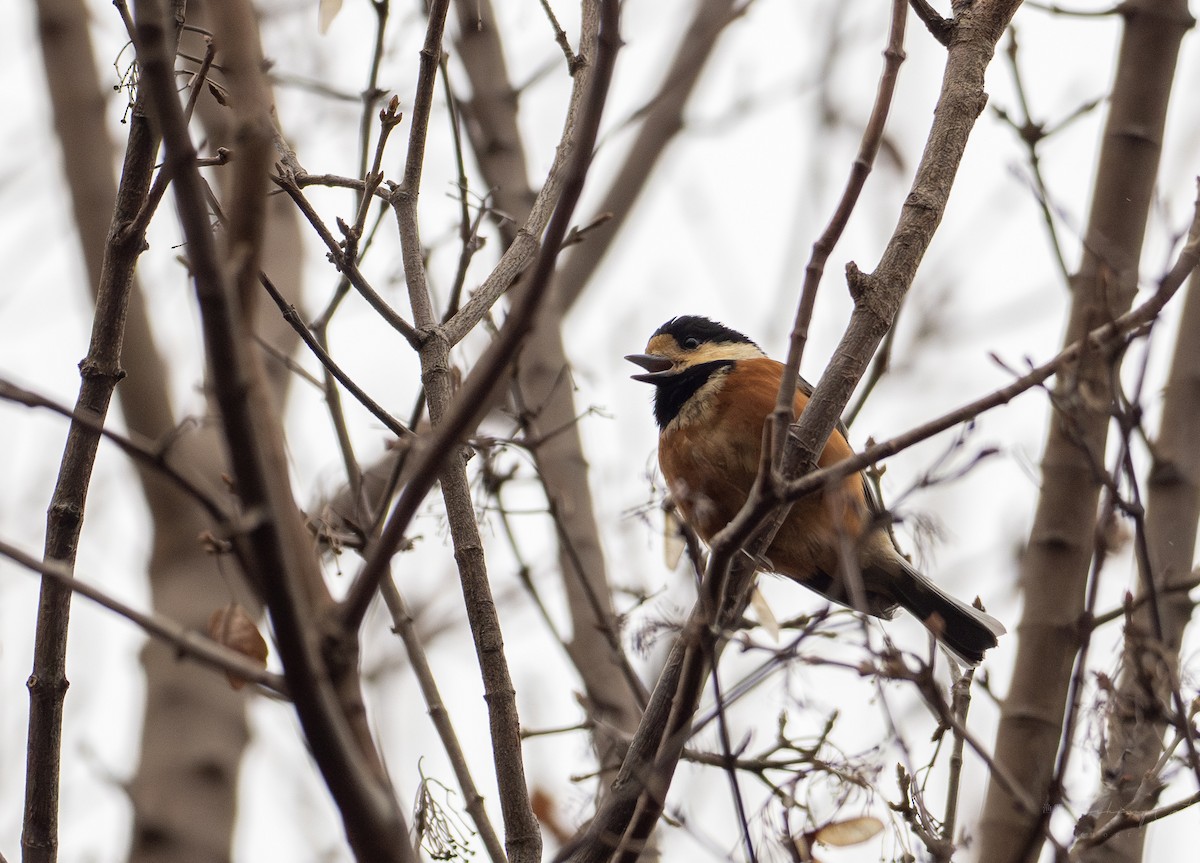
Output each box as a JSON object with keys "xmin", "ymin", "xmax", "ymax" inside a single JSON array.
[{"xmin": 626, "ymin": 315, "xmax": 1004, "ymax": 665}]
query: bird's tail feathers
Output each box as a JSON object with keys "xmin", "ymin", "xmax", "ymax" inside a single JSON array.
[{"xmin": 884, "ymin": 560, "xmax": 1005, "ymax": 666}]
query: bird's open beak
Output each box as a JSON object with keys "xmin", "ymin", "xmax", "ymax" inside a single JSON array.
[{"xmin": 625, "ymin": 353, "xmax": 675, "ymax": 383}]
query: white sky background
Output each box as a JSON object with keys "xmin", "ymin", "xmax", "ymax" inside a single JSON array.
[{"xmin": 2, "ymin": 0, "xmax": 1200, "ymax": 861}]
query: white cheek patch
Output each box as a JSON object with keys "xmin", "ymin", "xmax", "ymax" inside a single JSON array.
[{"xmin": 690, "ymin": 342, "xmax": 765, "ymax": 365}]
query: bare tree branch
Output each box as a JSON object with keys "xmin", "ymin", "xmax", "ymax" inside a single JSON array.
[
  {"xmin": 0, "ymin": 379, "xmax": 227, "ymax": 522},
  {"xmin": 1073, "ymin": 788, "xmax": 1200, "ymax": 854},
  {"xmin": 453, "ymin": 0, "xmax": 647, "ymax": 797},
  {"xmin": 22, "ymin": 1, "xmax": 183, "ymax": 858},
  {"xmin": 257, "ymin": 272, "xmax": 412, "ymax": 439},
  {"xmin": 0, "ymin": 540, "xmax": 289, "ymax": 696},
  {"xmin": 1078, "ymin": 271, "xmax": 1200, "ymax": 861},
  {"xmin": 131, "ymin": 0, "xmax": 415, "ymax": 857},
  {"xmin": 774, "ymin": 0, "xmax": 909, "ymax": 460},
  {"xmin": 783, "ymin": 197, "xmax": 1200, "ymax": 506}
]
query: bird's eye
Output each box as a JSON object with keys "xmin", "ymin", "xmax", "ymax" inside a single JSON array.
[{"xmin": 682, "ymin": 337, "xmax": 701, "ymax": 350}]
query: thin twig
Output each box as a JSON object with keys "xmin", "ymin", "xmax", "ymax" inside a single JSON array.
[
  {"xmin": 942, "ymin": 667, "xmax": 974, "ymax": 845},
  {"xmin": 995, "ymin": 28, "xmax": 1073, "ymax": 284},
  {"xmin": 0, "ymin": 540, "xmax": 289, "ymax": 696},
  {"xmin": 774, "ymin": 0, "xmax": 908, "ymax": 461},
  {"xmin": 438, "ymin": 53, "xmax": 487, "ymax": 322},
  {"xmin": 356, "ymin": 0, "xmax": 391, "ymax": 186},
  {"xmin": 909, "ymin": 0, "xmax": 953, "ymax": 46},
  {"xmin": 783, "ymin": 188, "xmax": 1200, "ymax": 507},
  {"xmin": 707, "ymin": 658, "xmax": 759, "ymax": 863},
  {"xmin": 1072, "ymin": 788, "xmax": 1200, "ymax": 850},
  {"xmin": 257, "ymin": 273, "xmax": 412, "ymax": 439},
  {"xmin": 1090, "ymin": 572, "xmax": 1200, "ymax": 627},
  {"xmin": 1115, "ymin": 397, "xmax": 1200, "ymax": 791},
  {"xmin": 378, "ymin": 577, "xmax": 508, "ymax": 863},
  {"xmin": 537, "ymin": 0, "xmax": 579, "ymax": 71},
  {"xmin": 271, "ymin": 170, "xmax": 422, "ymax": 349},
  {"xmin": 121, "ymin": 40, "xmax": 220, "ymax": 243},
  {"xmin": 891, "ymin": 660, "xmax": 1048, "ymax": 826},
  {"xmin": 347, "ymin": 94, "xmax": 403, "ymax": 264},
  {"xmin": 0, "ymin": 378, "xmax": 227, "ymax": 520}
]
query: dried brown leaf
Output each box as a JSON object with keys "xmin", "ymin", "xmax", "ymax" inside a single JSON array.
[{"xmin": 207, "ymin": 602, "xmax": 268, "ymax": 690}]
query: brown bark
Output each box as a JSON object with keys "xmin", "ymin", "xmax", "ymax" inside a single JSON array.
[{"xmin": 978, "ymin": 2, "xmax": 1195, "ymax": 861}]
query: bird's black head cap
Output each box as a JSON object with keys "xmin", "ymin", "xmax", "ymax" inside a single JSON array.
[{"xmin": 652, "ymin": 316, "xmax": 760, "ymax": 351}]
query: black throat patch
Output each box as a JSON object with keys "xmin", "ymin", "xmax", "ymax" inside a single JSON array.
[{"xmin": 651, "ymin": 360, "xmax": 734, "ymax": 429}]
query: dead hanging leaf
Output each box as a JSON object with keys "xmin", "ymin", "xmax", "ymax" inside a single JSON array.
[
  {"xmin": 208, "ymin": 603, "xmax": 268, "ymax": 690},
  {"xmin": 809, "ymin": 815, "xmax": 884, "ymax": 847},
  {"xmin": 206, "ymin": 81, "xmax": 227, "ymax": 106},
  {"xmin": 750, "ymin": 586, "xmax": 780, "ymax": 642},
  {"xmin": 793, "ymin": 815, "xmax": 885, "ymax": 863},
  {"xmin": 663, "ymin": 506, "xmax": 685, "ymax": 570},
  {"xmin": 317, "ymin": 0, "xmax": 343, "ymax": 34}
]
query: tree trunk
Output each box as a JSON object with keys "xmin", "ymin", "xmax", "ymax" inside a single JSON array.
[
  {"xmin": 978, "ymin": 3, "xmax": 1194, "ymax": 861},
  {"xmin": 1076, "ymin": 266, "xmax": 1200, "ymax": 863}
]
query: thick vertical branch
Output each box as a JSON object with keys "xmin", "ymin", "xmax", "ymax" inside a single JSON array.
[
  {"xmin": 979, "ymin": 2, "xmax": 1195, "ymax": 861},
  {"xmin": 1077, "ymin": 265, "xmax": 1200, "ymax": 863},
  {"xmin": 131, "ymin": 0, "xmax": 414, "ymax": 859},
  {"xmin": 392, "ymin": 3, "xmax": 546, "ymax": 861},
  {"xmin": 33, "ymin": 0, "xmax": 281, "ymax": 857},
  {"xmin": 22, "ymin": 2, "xmax": 182, "ymax": 860},
  {"xmin": 453, "ymin": 0, "xmax": 644, "ymax": 791},
  {"xmin": 20, "ymin": 86, "xmax": 132, "ymax": 863},
  {"xmin": 129, "ymin": 1, "xmax": 309, "ymax": 857}
]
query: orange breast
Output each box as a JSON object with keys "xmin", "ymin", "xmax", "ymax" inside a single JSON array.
[{"xmin": 659, "ymin": 358, "xmax": 867, "ymax": 583}]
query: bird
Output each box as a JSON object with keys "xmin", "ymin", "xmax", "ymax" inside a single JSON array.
[{"xmin": 626, "ymin": 315, "xmax": 1004, "ymax": 665}]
